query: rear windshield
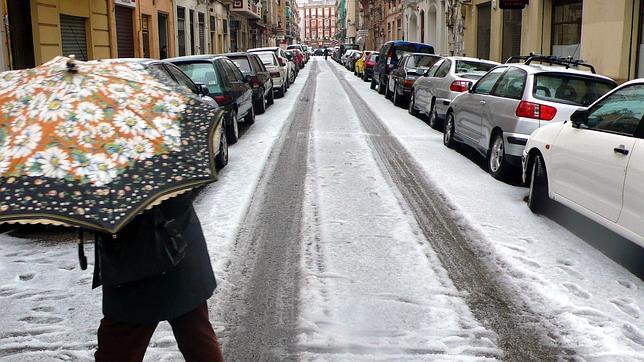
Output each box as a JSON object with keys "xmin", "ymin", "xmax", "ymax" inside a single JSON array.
[
  {"xmin": 407, "ymin": 55, "xmax": 440, "ymax": 69},
  {"xmin": 393, "ymin": 44, "xmax": 433, "ymax": 59},
  {"xmin": 175, "ymin": 62, "xmax": 222, "ymax": 94},
  {"xmin": 368, "ymin": 53, "xmax": 379, "ymax": 61},
  {"xmin": 229, "ymin": 57, "xmax": 251, "ymax": 74},
  {"xmin": 256, "ymin": 53, "xmax": 276, "ymax": 66},
  {"xmin": 455, "ymin": 60, "xmax": 496, "ymax": 76},
  {"xmin": 533, "ymin": 74, "xmax": 616, "ymax": 107}
]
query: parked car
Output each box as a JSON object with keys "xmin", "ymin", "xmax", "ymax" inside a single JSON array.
[
  {"xmin": 347, "ymin": 51, "xmax": 362, "ymax": 71},
  {"xmin": 284, "ymin": 50, "xmax": 299, "ymax": 84},
  {"xmin": 341, "ymin": 50, "xmax": 358, "ymax": 67},
  {"xmin": 410, "ymin": 56, "xmax": 499, "ymax": 129},
  {"xmin": 354, "ymin": 51, "xmax": 374, "ymax": 78},
  {"xmin": 372, "ymin": 41, "xmax": 435, "ymax": 96},
  {"xmin": 522, "ymin": 79, "xmax": 644, "ymax": 248},
  {"xmin": 386, "ymin": 53, "xmax": 442, "ymax": 107},
  {"xmin": 287, "ymin": 44, "xmax": 308, "ymax": 63},
  {"xmin": 116, "ymin": 58, "xmax": 228, "ymax": 168},
  {"xmin": 167, "ymin": 55, "xmax": 255, "ymax": 145},
  {"xmin": 248, "ymin": 46, "xmax": 293, "ymax": 87},
  {"xmin": 364, "ymin": 52, "xmax": 379, "ymax": 82},
  {"xmin": 443, "ymin": 55, "xmax": 617, "ymax": 179},
  {"xmin": 254, "ymin": 51, "xmax": 288, "ymax": 98},
  {"xmin": 339, "ymin": 43, "xmax": 359, "ymax": 59},
  {"xmin": 292, "ymin": 49, "xmax": 305, "ymax": 70},
  {"xmin": 223, "ymin": 52, "xmax": 274, "ymax": 114}
]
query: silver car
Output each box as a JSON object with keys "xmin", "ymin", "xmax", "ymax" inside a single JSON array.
[
  {"xmin": 443, "ymin": 56, "xmax": 617, "ymax": 180},
  {"xmin": 409, "ymin": 56, "xmax": 499, "ymax": 129}
]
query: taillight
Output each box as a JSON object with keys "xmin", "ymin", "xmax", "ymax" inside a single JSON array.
[
  {"xmin": 403, "ymin": 79, "xmax": 415, "ymax": 88},
  {"xmin": 449, "ymin": 80, "xmax": 471, "ymax": 92},
  {"xmin": 270, "ymin": 71, "xmax": 280, "ymax": 78},
  {"xmin": 278, "ymin": 57, "xmax": 286, "ymax": 66},
  {"xmin": 251, "ymin": 76, "xmax": 260, "ymax": 88},
  {"xmin": 516, "ymin": 100, "xmax": 557, "ymax": 121},
  {"xmin": 213, "ymin": 94, "xmax": 232, "ymax": 105}
]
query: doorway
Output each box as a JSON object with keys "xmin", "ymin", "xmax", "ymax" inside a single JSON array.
[
  {"xmin": 142, "ymin": 14, "xmax": 151, "ymax": 58},
  {"xmin": 7, "ymin": 0, "xmax": 35, "ymax": 69},
  {"xmin": 477, "ymin": 2, "xmax": 491, "ymax": 60},
  {"xmin": 158, "ymin": 13, "xmax": 168, "ymax": 59}
]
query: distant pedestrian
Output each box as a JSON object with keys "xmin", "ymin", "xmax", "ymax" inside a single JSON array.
[
  {"xmin": 324, "ymin": 48, "xmax": 329, "ymax": 60},
  {"xmin": 93, "ymin": 192, "xmax": 224, "ymax": 361}
]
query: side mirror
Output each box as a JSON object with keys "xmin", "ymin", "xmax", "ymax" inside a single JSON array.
[
  {"xmin": 570, "ymin": 108, "xmax": 589, "ymax": 128},
  {"xmin": 244, "ymin": 74, "xmax": 252, "ymax": 84},
  {"xmin": 195, "ymin": 83, "xmax": 209, "ymax": 96}
]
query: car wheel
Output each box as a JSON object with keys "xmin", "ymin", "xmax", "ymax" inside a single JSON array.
[
  {"xmin": 393, "ymin": 82, "xmax": 403, "ymax": 107},
  {"xmin": 244, "ymin": 105, "xmax": 255, "ymax": 125},
  {"xmin": 215, "ymin": 128, "xmax": 228, "ymax": 169},
  {"xmin": 277, "ymin": 84, "xmax": 285, "ymax": 98},
  {"xmin": 225, "ymin": 110, "xmax": 239, "ymax": 144},
  {"xmin": 488, "ymin": 132, "xmax": 508, "ymax": 180},
  {"xmin": 363, "ymin": 74, "xmax": 369, "ymax": 82},
  {"xmin": 378, "ymin": 78, "xmax": 386, "ymax": 95},
  {"xmin": 528, "ymin": 154, "xmax": 549, "ymax": 213},
  {"xmin": 289, "ymin": 70, "xmax": 296, "ymax": 84},
  {"xmin": 255, "ymin": 91, "xmax": 266, "ymax": 114},
  {"xmin": 408, "ymin": 90, "xmax": 419, "ymax": 116},
  {"xmin": 267, "ymin": 85, "xmax": 275, "ymax": 105},
  {"xmin": 428, "ymin": 99, "xmax": 439, "ymax": 130},
  {"xmin": 443, "ymin": 112, "xmax": 456, "ymax": 149},
  {"xmin": 370, "ymin": 78, "xmax": 377, "ymax": 90},
  {"xmin": 385, "ymin": 80, "xmax": 393, "ymax": 99}
]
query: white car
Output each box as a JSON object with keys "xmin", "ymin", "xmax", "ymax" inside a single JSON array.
[
  {"xmin": 523, "ymin": 79, "xmax": 644, "ymax": 248},
  {"xmin": 248, "ymin": 46, "xmax": 293, "ymax": 88},
  {"xmin": 254, "ymin": 51, "xmax": 288, "ymax": 98}
]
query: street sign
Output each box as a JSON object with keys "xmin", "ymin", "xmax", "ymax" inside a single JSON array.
[{"xmin": 499, "ymin": 0, "xmax": 527, "ymax": 9}]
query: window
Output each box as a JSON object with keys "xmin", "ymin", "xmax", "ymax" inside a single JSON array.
[
  {"xmin": 198, "ymin": 13, "xmax": 205, "ymax": 54},
  {"xmin": 585, "ymin": 84, "xmax": 644, "ymax": 136},
  {"xmin": 433, "ymin": 59, "xmax": 451, "ymax": 77},
  {"xmin": 425, "ymin": 59, "xmax": 443, "ymax": 77},
  {"xmin": 190, "ymin": 9, "xmax": 196, "ymax": 54},
  {"xmin": 552, "ymin": 0, "xmax": 583, "ymax": 59},
  {"xmin": 492, "ymin": 67, "xmax": 526, "ymax": 99},
  {"xmin": 142, "ymin": 14, "xmax": 151, "ymax": 58},
  {"xmin": 407, "ymin": 55, "xmax": 441, "ymax": 69},
  {"xmin": 165, "ymin": 63, "xmax": 200, "ymax": 94},
  {"xmin": 230, "ymin": 57, "xmax": 251, "ymax": 74},
  {"xmin": 222, "ymin": 60, "xmax": 243, "ymax": 83},
  {"xmin": 477, "ymin": 3, "xmax": 491, "ymax": 60},
  {"xmin": 502, "ymin": 9, "xmax": 522, "ymax": 62},
  {"xmin": 473, "ymin": 67, "xmax": 506, "ymax": 94},
  {"xmin": 175, "ymin": 62, "xmax": 222, "ymax": 94},
  {"xmin": 177, "ymin": 7, "xmax": 186, "ymax": 56},
  {"xmin": 533, "ymin": 74, "xmax": 616, "ymax": 106},
  {"xmin": 455, "ymin": 60, "xmax": 496, "ymax": 76}
]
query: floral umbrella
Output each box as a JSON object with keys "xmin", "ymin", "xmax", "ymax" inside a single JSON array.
[{"xmin": 0, "ymin": 56, "xmax": 223, "ymax": 234}]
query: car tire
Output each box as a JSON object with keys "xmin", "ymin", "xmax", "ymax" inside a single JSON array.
[
  {"xmin": 289, "ymin": 70, "xmax": 296, "ymax": 84},
  {"xmin": 443, "ymin": 112, "xmax": 456, "ymax": 149},
  {"xmin": 408, "ymin": 90, "xmax": 419, "ymax": 117},
  {"xmin": 393, "ymin": 82, "xmax": 403, "ymax": 107},
  {"xmin": 277, "ymin": 84, "xmax": 285, "ymax": 98},
  {"xmin": 370, "ymin": 78, "xmax": 377, "ymax": 90},
  {"xmin": 215, "ymin": 128, "xmax": 228, "ymax": 169},
  {"xmin": 226, "ymin": 110, "xmax": 239, "ymax": 145},
  {"xmin": 528, "ymin": 154, "xmax": 549, "ymax": 214},
  {"xmin": 363, "ymin": 74, "xmax": 369, "ymax": 82},
  {"xmin": 428, "ymin": 99, "xmax": 439, "ymax": 130},
  {"xmin": 488, "ymin": 132, "xmax": 508, "ymax": 180},
  {"xmin": 255, "ymin": 91, "xmax": 266, "ymax": 114},
  {"xmin": 385, "ymin": 80, "xmax": 393, "ymax": 99},
  {"xmin": 244, "ymin": 106, "xmax": 255, "ymax": 125},
  {"xmin": 267, "ymin": 85, "xmax": 275, "ymax": 105},
  {"xmin": 378, "ymin": 78, "xmax": 386, "ymax": 95}
]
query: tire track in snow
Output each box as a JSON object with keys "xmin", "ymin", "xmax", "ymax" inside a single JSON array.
[
  {"xmin": 328, "ymin": 63, "xmax": 574, "ymax": 361},
  {"xmin": 221, "ymin": 62, "xmax": 319, "ymax": 360}
]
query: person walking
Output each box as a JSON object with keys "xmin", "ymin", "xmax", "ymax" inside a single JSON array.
[
  {"xmin": 324, "ymin": 48, "xmax": 329, "ymax": 61},
  {"xmin": 93, "ymin": 192, "xmax": 224, "ymax": 362}
]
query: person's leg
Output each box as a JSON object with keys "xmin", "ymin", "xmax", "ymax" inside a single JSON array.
[
  {"xmin": 95, "ymin": 318, "xmax": 158, "ymax": 362},
  {"xmin": 169, "ymin": 302, "xmax": 224, "ymax": 362}
]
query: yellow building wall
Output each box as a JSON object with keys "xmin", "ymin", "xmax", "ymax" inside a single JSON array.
[
  {"xmin": 138, "ymin": 0, "xmax": 175, "ymax": 59},
  {"xmin": 30, "ymin": 0, "xmax": 112, "ymax": 65}
]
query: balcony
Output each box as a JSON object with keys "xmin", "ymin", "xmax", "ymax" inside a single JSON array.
[{"xmin": 231, "ymin": 0, "xmax": 262, "ymax": 19}]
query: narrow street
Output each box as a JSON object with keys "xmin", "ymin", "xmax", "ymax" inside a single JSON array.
[{"xmin": 0, "ymin": 58, "xmax": 642, "ymax": 361}]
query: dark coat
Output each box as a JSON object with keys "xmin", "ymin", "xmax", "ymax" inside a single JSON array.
[{"xmin": 93, "ymin": 193, "xmax": 216, "ymax": 324}]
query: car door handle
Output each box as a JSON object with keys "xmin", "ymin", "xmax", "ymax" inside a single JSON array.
[{"xmin": 614, "ymin": 146, "xmax": 629, "ymax": 155}]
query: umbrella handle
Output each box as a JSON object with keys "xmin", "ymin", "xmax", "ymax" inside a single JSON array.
[{"xmin": 78, "ymin": 228, "xmax": 88, "ymax": 270}]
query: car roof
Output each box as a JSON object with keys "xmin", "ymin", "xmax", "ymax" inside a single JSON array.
[
  {"xmin": 442, "ymin": 56, "xmax": 500, "ymax": 65},
  {"xmin": 248, "ymin": 47, "xmax": 279, "ymax": 52},
  {"xmin": 165, "ymin": 55, "xmax": 226, "ymax": 63},
  {"xmin": 502, "ymin": 62, "xmax": 616, "ymax": 82},
  {"xmin": 219, "ymin": 52, "xmax": 253, "ymax": 58}
]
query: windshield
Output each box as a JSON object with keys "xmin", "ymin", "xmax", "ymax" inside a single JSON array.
[
  {"xmin": 407, "ymin": 55, "xmax": 440, "ymax": 69},
  {"xmin": 533, "ymin": 74, "xmax": 616, "ymax": 107},
  {"xmin": 229, "ymin": 57, "xmax": 251, "ymax": 74},
  {"xmin": 256, "ymin": 52, "xmax": 277, "ymax": 65},
  {"xmin": 175, "ymin": 62, "xmax": 222, "ymax": 94},
  {"xmin": 455, "ymin": 60, "xmax": 496, "ymax": 75}
]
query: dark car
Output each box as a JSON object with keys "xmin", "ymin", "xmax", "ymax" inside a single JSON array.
[
  {"xmin": 372, "ymin": 41, "xmax": 435, "ymax": 96},
  {"xmin": 364, "ymin": 52, "xmax": 378, "ymax": 82},
  {"xmin": 387, "ymin": 53, "xmax": 442, "ymax": 107},
  {"xmin": 167, "ymin": 55, "xmax": 254, "ymax": 145},
  {"xmin": 113, "ymin": 58, "xmax": 229, "ymax": 169},
  {"xmin": 222, "ymin": 52, "xmax": 274, "ymax": 114}
]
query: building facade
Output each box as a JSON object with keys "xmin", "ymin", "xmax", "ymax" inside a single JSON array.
[
  {"xmin": 461, "ymin": 0, "xmax": 644, "ymax": 82},
  {"xmin": 384, "ymin": 0, "xmax": 403, "ymax": 42},
  {"xmin": 300, "ymin": 0, "xmax": 337, "ymax": 47},
  {"xmin": 403, "ymin": 0, "xmax": 447, "ymax": 53},
  {"xmin": 336, "ymin": 0, "xmax": 358, "ymax": 43}
]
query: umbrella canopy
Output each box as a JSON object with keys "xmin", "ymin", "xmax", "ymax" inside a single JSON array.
[{"xmin": 0, "ymin": 56, "xmax": 222, "ymax": 233}]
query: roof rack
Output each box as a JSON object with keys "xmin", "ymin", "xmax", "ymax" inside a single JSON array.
[{"xmin": 505, "ymin": 53, "xmax": 596, "ymax": 74}]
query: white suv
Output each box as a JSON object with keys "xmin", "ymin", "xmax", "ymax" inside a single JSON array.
[{"xmin": 523, "ymin": 79, "xmax": 644, "ymax": 248}]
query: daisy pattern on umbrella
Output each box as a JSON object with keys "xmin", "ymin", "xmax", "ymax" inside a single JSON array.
[
  {"xmin": 27, "ymin": 146, "xmax": 71, "ymax": 179},
  {"xmin": 76, "ymin": 102, "xmax": 104, "ymax": 124},
  {"xmin": 40, "ymin": 91, "xmax": 73, "ymax": 123},
  {"xmin": 10, "ymin": 124, "xmax": 42, "ymax": 159},
  {"xmin": 114, "ymin": 109, "xmax": 146, "ymax": 135},
  {"xmin": 86, "ymin": 153, "xmax": 118, "ymax": 186},
  {"xmin": 128, "ymin": 136, "xmax": 155, "ymax": 160}
]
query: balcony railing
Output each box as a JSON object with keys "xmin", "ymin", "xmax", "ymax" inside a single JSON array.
[{"xmin": 231, "ymin": 0, "xmax": 261, "ymax": 19}]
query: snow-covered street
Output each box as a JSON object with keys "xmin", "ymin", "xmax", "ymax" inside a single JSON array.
[{"xmin": 0, "ymin": 57, "xmax": 642, "ymax": 361}]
